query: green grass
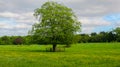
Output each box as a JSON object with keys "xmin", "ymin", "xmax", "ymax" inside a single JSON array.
[{"xmin": 0, "ymin": 43, "xmax": 120, "ymax": 67}]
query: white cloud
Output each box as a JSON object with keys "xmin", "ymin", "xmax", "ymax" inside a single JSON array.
[
  {"xmin": 0, "ymin": 11, "xmax": 36, "ymax": 36},
  {"xmin": 0, "ymin": 12, "xmax": 19, "ymax": 18},
  {"xmin": 0, "ymin": 0, "xmax": 120, "ymax": 36},
  {"xmin": 60, "ymin": 0, "xmax": 85, "ymax": 3},
  {"xmin": 81, "ymin": 27, "xmax": 95, "ymax": 34},
  {"xmin": 75, "ymin": 6, "xmax": 107, "ymax": 16},
  {"xmin": 15, "ymin": 23, "xmax": 31, "ymax": 29},
  {"xmin": 0, "ymin": 12, "xmax": 33, "ymax": 19},
  {"xmin": 0, "ymin": 21, "xmax": 31, "ymax": 30},
  {"xmin": 0, "ymin": 22, "xmax": 31, "ymax": 36},
  {"xmin": 79, "ymin": 17, "xmax": 111, "ymax": 33},
  {"xmin": 80, "ymin": 17, "xmax": 111, "ymax": 26},
  {"xmin": 116, "ymin": 22, "xmax": 120, "ymax": 27},
  {"xmin": 0, "ymin": 22, "xmax": 13, "ymax": 29},
  {"xmin": 0, "ymin": 12, "xmax": 35, "ymax": 24}
]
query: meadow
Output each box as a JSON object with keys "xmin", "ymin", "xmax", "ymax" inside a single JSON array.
[{"xmin": 0, "ymin": 43, "xmax": 120, "ymax": 67}]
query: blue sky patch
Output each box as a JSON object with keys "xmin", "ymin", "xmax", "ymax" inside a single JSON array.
[{"xmin": 103, "ymin": 13, "xmax": 120, "ymax": 23}]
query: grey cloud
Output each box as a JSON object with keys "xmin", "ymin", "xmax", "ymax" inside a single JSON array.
[
  {"xmin": 80, "ymin": 17, "xmax": 111, "ymax": 27},
  {"xmin": 0, "ymin": 12, "xmax": 35, "ymax": 25},
  {"xmin": 0, "ymin": 0, "xmax": 120, "ymax": 17},
  {"xmin": 81, "ymin": 27, "xmax": 95, "ymax": 34},
  {"xmin": 0, "ymin": 23, "xmax": 31, "ymax": 36},
  {"xmin": 79, "ymin": 17, "xmax": 112, "ymax": 33},
  {"xmin": 0, "ymin": 28, "xmax": 28, "ymax": 36},
  {"xmin": 115, "ymin": 22, "xmax": 120, "ymax": 27},
  {"xmin": 66, "ymin": 0, "xmax": 120, "ymax": 17},
  {"xmin": 0, "ymin": 0, "xmax": 47, "ymax": 12},
  {"xmin": 0, "ymin": 0, "xmax": 120, "ymax": 35}
]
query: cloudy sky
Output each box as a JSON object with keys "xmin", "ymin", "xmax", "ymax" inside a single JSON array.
[{"xmin": 0, "ymin": 0, "xmax": 120, "ymax": 36}]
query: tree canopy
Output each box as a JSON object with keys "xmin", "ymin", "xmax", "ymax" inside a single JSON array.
[{"xmin": 30, "ymin": 1, "xmax": 81, "ymax": 51}]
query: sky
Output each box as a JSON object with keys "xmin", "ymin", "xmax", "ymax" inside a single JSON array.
[{"xmin": 0, "ymin": 0, "xmax": 120, "ymax": 36}]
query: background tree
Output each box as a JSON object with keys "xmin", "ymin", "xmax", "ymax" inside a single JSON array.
[
  {"xmin": 13, "ymin": 36, "xmax": 24, "ymax": 45},
  {"xmin": 91, "ymin": 32, "xmax": 97, "ymax": 36},
  {"xmin": 0, "ymin": 36, "xmax": 11, "ymax": 45},
  {"xmin": 78, "ymin": 34, "xmax": 90, "ymax": 43},
  {"xmin": 30, "ymin": 1, "xmax": 81, "ymax": 52},
  {"xmin": 113, "ymin": 27, "xmax": 120, "ymax": 42}
]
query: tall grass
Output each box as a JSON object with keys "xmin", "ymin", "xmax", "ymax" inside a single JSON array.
[{"xmin": 0, "ymin": 43, "xmax": 120, "ymax": 67}]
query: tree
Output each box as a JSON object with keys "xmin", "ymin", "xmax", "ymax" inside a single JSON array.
[
  {"xmin": 78, "ymin": 34, "xmax": 90, "ymax": 43},
  {"xmin": 98, "ymin": 31, "xmax": 107, "ymax": 42},
  {"xmin": 114, "ymin": 27, "xmax": 120, "ymax": 35},
  {"xmin": 30, "ymin": 1, "xmax": 81, "ymax": 52},
  {"xmin": 0, "ymin": 36, "xmax": 11, "ymax": 45},
  {"xmin": 13, "ymin": 36, "xmax": 24, "ymax": 45},
  {"xmin": 113, "ymin": 27, "xmax": 120, "ymax": 42},
  {"xmin": 90, "ymin": 32, "xmax": 97, "ymax": 36}
]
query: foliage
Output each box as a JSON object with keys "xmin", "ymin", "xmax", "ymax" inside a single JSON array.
[
  {"xmin": 0, "ymin": 27, "xmax": 120, "ymax": 45},
  {"xmin": 77, "ymin": 28, "xmax": 118, "ymax": 43},
  {"xmin": 13, "ymin": 36, "xmax": 24, "ymax": 45},
  {"xmin": 30, "ymin": 1, "xmax": 81, "ymax": 51},
  {"xmin": 113, "ymin": 27, "xmax": 120, "ymax": 42},
  {"xmin": 0, "ymin": 36, "xmax": 11, "ymax": 45},
  {"xmin": 0, "ymin": 36, "xmax": 31, "ymax": 45}
]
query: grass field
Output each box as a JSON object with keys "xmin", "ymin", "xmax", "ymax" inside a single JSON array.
[{"xmin": 0, "ymin": 43, "xmax": 120, "ymax": 67}]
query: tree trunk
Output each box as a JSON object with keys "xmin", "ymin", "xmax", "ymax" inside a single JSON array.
[{"xmin": 53, "ymin": 44, "xmax": 57, "ymax": 52}]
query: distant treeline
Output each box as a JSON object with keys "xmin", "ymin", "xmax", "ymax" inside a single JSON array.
[
  {"xmin": 77, "ymin": 31, "xmax": 117, "ymax": 43},
  {"xmin": 0, "ymin": 27, "xmax": 120, "ymax": 45},
  {"xmin": 0, "ymin": 36, "xmax": 31, "ymax": 45},
  {"xmin": 78, "ymin": 27, "xmax": 120, "ymax": 43}
]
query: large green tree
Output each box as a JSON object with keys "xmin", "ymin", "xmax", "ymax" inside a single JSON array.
[{"xmin": 30, "ymin": 1, "xmax": 81, "ymax": 52}]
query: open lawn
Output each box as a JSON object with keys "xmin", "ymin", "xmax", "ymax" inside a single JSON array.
[{"xmin": 0, "ymin": 43, "xmax": 120, "ymax": 67}]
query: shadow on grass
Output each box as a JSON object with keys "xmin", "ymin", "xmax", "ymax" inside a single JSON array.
[
  {"xmin": 9, "ymin": 49, "xmax": 52, "ymax": 52},
  {"xmin": 27, "ymin": 49, "xmax": 66, "ymax": 52},
  {"xmin": 26, "ymin": 50, "xmax": 48, "ymax": 52},
  {"xmin": 8, "ymin": 49, "xmax": 65, "ymax": 52},
  {"xmin": 9, "ymin": 47, "xmax": 66, "ymax": 52}
]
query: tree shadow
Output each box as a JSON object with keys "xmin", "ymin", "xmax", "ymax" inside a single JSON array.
[
  {"xmin": 26, "ymin": 48, "xmax": 65, "ymax": 52},
  {"xmin": 26, "ymin": 50, "xmax": 47, "ymax": 52},
  {"xmin": 8, "ymin": 47, "xmax": 66, "ymax": 52},
  {"xmin": 8, "ymin": 49, "xmax": 48, "ymax": 52},
  {"xmin": 21, "ymin": 49, "xmax": 65, "ymax": 52}
]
